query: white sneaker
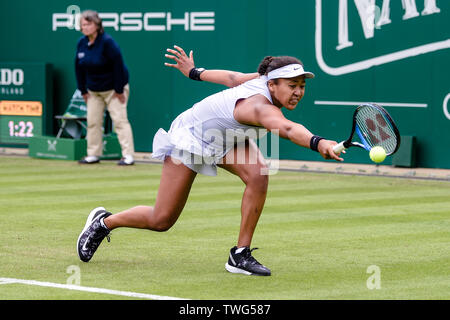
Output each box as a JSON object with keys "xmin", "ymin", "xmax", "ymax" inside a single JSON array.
[
  {"xmin": 78, "ymin": 156, "xmax": 100, "ymax": 164},
  {"xmin": 118, "ymin": 155, "xmax": 134, "ymax": 165}
]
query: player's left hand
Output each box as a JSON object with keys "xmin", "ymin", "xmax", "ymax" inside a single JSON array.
[
  {"xmin": 164, "ymin": 45, "xmax": 195, "ymax": 78},
  {"xmin": 318, "ymin": 139, "xmax": 344, "ymax": 161}
]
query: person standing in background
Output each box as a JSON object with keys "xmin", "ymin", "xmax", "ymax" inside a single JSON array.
[{"xmin": 75, "ymin": 10, "xmax": 135, "ymax": 165}]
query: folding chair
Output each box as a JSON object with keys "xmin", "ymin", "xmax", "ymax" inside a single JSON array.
[
  {"xmin": 55, "ymin": 89, "xmax": 115, "ymax": 139},
  {"xmin": 55, "ymin": 89, "xmax": 87, "ymax": 139}
]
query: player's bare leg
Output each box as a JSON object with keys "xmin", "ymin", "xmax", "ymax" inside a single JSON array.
[
  {"xmin": 219, "ymin": 140, "xmax": 271, "ymax": 276},
  {"xmin": 77, "ymin": 156, "xmax": 196, "ymax": 262},
  {"xmin": 103, "ymin": 156, "xmax": 197, "ymax": 231}
]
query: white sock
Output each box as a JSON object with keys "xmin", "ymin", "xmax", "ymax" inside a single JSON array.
[
  {"xmin": 235, "ymin": 246, "xmax": 247, "ymax": 254},
  {"xmin": 100, "ymin": 217, "xmax": 109, "ymax": 231}
]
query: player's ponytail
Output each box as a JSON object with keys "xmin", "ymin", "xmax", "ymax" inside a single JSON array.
[{"xmin": 257, "ymin": 56, "xmax": 274, "ymax": 75}]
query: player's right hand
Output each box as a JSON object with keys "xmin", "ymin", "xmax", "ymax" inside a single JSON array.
[{"xmin": 318, "ymin": 139, "xmax": 344, "ymax": 162}]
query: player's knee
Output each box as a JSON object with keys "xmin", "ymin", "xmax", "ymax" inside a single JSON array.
[
  {"xmin": 245, "ymin": 167, "xmax": 269, "ymax": 191},
  {"xmin": 152, "ymin": 222, "xmax": 173, "ymax": 232},
  {"xmin": 150, "ymin": 212, "xmax": 177, "ymax": 232}
]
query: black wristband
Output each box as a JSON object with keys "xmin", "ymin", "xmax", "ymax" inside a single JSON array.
[
  {"xmin": 310, "ymin": 135, "xmax": 325, "ymax": 152},
  {"xmin": 189, "ymin": 67, "xmax": 205, "ymax": 81}
]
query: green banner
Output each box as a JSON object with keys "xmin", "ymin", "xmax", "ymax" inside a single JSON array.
[{"xmin": 0, "ymin": 0, "xmax": 448, "ymax": 168}]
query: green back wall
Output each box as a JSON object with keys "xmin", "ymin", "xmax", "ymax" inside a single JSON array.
[{"xmin": 1, "ymin": 0, "xmax": 448, "ymax": 168}]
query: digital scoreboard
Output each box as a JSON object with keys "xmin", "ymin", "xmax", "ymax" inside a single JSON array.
[{"xmin": 0, "ymin": 62, "xmax": 53, "ymax": 146}]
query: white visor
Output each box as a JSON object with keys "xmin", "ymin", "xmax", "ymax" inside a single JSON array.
[{"xmin": 267, "ymin": 64, "xmax": 315, "ymax": 80}]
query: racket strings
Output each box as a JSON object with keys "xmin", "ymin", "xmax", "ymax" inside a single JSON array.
[{"xmin": 355, "ymin": 106, "xmax": 398, "ymax": 154}]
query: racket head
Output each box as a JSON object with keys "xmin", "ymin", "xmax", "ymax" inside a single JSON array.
[{"xmin": 352, "ymin": 103, "xmax": 401, "ymax": 155}]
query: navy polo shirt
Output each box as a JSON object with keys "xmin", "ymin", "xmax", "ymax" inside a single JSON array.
[{"xmin": 75, "ymin": 32, "xmax": 129, "ymax": 94}]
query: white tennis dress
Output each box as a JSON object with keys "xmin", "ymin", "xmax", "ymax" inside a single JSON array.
[{"xmin": 152, "ymin": 76, "xmax": 272, "ymax": 176}]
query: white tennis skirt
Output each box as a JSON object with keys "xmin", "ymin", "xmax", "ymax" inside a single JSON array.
[{"xmin": 151, "ymin": 115, "xmax": 231, "ymax": 176}]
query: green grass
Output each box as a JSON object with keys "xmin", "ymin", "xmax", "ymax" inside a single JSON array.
[{"xmin": 0, "ymin": 156, "xmax": 449, "ymax": 300}]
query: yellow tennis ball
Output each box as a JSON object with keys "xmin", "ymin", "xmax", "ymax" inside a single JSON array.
[{"xmin": 370, "ymin": 146, "xmax": 387, "ymax": 163}]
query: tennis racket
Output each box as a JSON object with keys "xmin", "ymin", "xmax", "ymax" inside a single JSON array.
[{"xmin": 333, "ymin": 103, "xmax": 401, "ymax": 155}]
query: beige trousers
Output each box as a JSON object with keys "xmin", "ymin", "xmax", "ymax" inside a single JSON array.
[{"xmin": 86, "ymin": 84, "xmax": 134, "ymax": 157}]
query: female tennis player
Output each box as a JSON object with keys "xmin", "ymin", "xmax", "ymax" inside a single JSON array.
[{"xmin": 77, "ymin": 45, "xmax": 343, "ymax": 276}]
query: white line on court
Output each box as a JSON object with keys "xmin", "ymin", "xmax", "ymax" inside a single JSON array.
[
  {"xmin": 0, "ymin": 277, "xmax": 188, "ymax": 300},
  {"xmin": 314, "ymin": 100, "xmax": 428, "ymax": 108}
]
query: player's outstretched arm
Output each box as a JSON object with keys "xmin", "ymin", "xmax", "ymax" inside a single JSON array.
[
  {"xmin": 237, "ymin": 96, "xmax": 343, "ymax": 161},
  {"xmin": 164, "ymin": 45, "xmax": 259, "ymax": 87},
  {"xmin": 200, "ymin": 70, "xmax": 259, "ymax": 88}
]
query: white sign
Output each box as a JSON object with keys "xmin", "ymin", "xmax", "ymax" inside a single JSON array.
[
  {"xmin": 53, "ymin": 10, "xmax": 215, "ymax": 32},
  {"xmin": 0, "ymin": 69, "xmax": 24, "ymax": 86},
  {"xmin": 316, "ymin": 0, "xmax": 449, "ymax": 76}
]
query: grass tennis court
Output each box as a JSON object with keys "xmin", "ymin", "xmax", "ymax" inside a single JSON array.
[{"xmin": 0, "ymin": 156, "xmax": 449, "ymax": 300}]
